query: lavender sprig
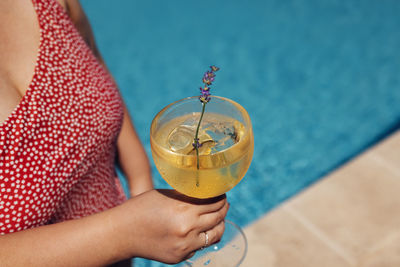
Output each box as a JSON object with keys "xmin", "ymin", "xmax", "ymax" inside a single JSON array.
[{"xmin": 193, "ymin": 66, "xmax": 219, "ymax": 186}]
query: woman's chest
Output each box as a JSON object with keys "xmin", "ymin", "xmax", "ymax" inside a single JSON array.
[
  {"xmin": 0, "ymin": 50, "xmax": 124, "ymax": 234},
  {"xmin": 0, "ymin": 0, "xmax": 124, "ymax": 232}
]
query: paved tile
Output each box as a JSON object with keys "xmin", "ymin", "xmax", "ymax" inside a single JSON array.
[
  {"xmin": 287, "ymin": 152, "xmax": 400, "ymax": 260},
  {"xmin": 357, "ymin": 231, "xmax": 400, "ymax": 267},
  {"xmin": 241, "ymin": 207, "xmax": 351, "ymax": 267},
  {"xmin": 370, "ymin": 132, "xmax": 400, "ymax": 171}
]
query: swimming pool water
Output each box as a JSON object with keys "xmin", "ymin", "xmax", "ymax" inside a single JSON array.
[{"xmin": 81, "ymin": 0, "xmax": 400, "ymax": 266}]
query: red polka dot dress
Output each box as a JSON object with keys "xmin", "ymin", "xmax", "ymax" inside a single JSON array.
[{"xmin": 0, "ymin": 0, "xmax": 127, "ymax": 234}]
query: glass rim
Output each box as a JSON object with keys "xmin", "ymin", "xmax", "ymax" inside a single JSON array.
[{"xmin": 150, "ymin": 95, "xmax": 252, "ymax": 158}]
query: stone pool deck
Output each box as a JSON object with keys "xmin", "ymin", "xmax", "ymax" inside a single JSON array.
[{"xmin": 242, "ymin": 130, "xmax": 400, "ymax": 267}]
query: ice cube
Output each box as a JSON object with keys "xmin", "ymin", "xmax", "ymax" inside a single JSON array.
[
  {"xmin": 168, "ymin": 125, "xmax": 196, "ymax": 154},
  {"xmin": 167, "ymin": 125, "xmax": 215, "ymax": 155},
  {"xmin": 202, "ymin": 121, "xmax": 239, "ymax": 152}
]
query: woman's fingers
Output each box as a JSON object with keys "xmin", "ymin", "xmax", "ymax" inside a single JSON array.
[
  {"xmin": 195, "ymin": 219, "xmax": 226, "ymax": 250},
  {"xmin": 156, "ymin": 190, "xmax": 226, "ymax": 214},
  {"xmin": 196, "ymin": 201, "xmax": 229, "ymax": 232},
  {"xmin": 197, "ymin": 195, "xmax": 227, "ymax": 215},
  {"xmin": 185, "ymin": 200, "xmax": 229, "ymax": 254}
]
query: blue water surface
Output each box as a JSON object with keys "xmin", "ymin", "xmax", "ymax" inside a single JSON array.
[{"xmin": 80, "ymin": 0, "xmax": 400, "ymax": 266}]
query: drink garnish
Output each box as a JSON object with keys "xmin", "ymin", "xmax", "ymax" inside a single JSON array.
[{"xmin": 192, "ymin": 66, "xmax": 219, "ymax": 184}]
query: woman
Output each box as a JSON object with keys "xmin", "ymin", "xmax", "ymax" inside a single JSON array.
[{"xmin": 0, "ymin": 0, "xmax": 228, "ymax": 266}]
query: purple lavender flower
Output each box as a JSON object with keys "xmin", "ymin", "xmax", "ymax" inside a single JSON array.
[
  {"xmin": 199, "ymin": 86, "xmax": 211, "ymax": 103},
  {"xmin": 202, "ymin": 71, "xmax": 216, "ymax": 85},
  {"xmin": 210, "ymin": 65, "xmax": 220, "ymax": 72},
  {"xmin": 193, "ymin": 66, "xmax": 220, "ymax": 173},
  {"xmin": 192, "ymin": 138, "xmax": 203, "ymax": 149},
  {"xmin": 199, "ymin": 66, "xmax": 219, "ymax": 104}
]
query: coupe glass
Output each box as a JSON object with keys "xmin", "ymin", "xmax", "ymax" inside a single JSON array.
[{"xmin": 150, "ymin": 96, "xmax": 254, "ymax": 266}]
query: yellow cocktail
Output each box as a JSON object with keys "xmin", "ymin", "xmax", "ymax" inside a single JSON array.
[{"xmin": 151, "ymin": 108, "xmax": 253, "ymax": 198}]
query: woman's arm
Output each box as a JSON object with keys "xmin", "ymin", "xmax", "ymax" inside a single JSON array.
[
  {"xmin": 117, "ymin": 105, "xmax": 153, "ymax": 197},
  {"xmin": 0, "ymin": 190, "xmax": 229, "ymax": 266},
  {"xmin": 63, "ymin": 0, "xmax": 153, "ymax": 197},
  {"xmin": 0, "ymin": 203, "xmax": 122, "ymax": 266}
]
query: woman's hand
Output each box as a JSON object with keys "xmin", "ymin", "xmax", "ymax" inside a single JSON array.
[{"xmin": 114, "ymin": 189, "xmax": 229, "ymax": 264}]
